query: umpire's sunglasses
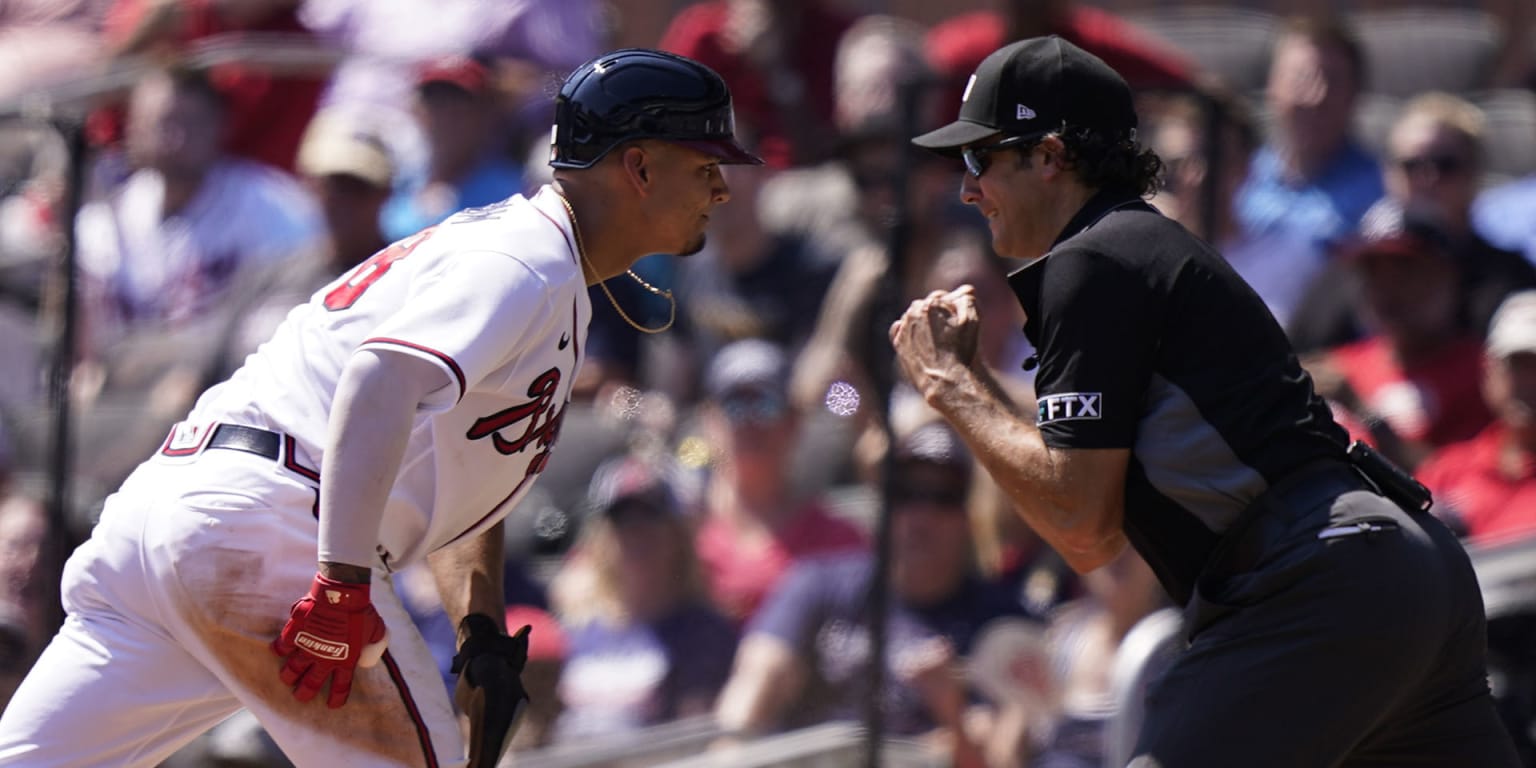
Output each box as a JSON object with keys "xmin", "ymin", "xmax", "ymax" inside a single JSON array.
[{"xmin": 962, "ymin": 135, "xmax": 1037, "ymax": 178}]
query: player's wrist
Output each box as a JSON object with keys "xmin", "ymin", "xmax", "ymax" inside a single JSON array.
[{"xmin": 318, "ymin": 561, "xmax": 373, "ymax": 585}]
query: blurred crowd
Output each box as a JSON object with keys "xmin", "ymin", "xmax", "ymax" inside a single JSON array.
[{"xmin": 2, "ymin": 0, "xmax": 1536, "ymax": 766}]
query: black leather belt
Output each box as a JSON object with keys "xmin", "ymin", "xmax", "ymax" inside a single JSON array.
[
  {"xmin": 1251, "ymin": 458, "xmax": 1372, "ymax": 520},
  {"xmin": 1205, "ymin": 458, "xmax": 1373, "ymax": 578},
  {"xmin": 205, "ymin": 423, "xmax": 282, "ymax": 460},
  {"xmin": 161, "ymin": 422, "xmax": 320, "ymax": 482}
]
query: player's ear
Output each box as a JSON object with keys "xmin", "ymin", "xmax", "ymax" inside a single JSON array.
[{"xmin": 620, "ymin": 144, "xmax": 651, "ymax": 192}]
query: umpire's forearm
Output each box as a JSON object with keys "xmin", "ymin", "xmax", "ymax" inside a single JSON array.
[
  {"xmin": 428, "ymin": 521, "xmax": 507, "ymax": 637},
  {"xmin": 926, "ymin": 364, "xmax": 1128, "ymax": 573}
]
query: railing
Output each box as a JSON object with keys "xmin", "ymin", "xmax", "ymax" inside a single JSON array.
[{"xmin": 506, "ymin": 718, "xmax": 942, "ymax": 768}]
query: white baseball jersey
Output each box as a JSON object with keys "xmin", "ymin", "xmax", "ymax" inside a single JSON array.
[
  {"xmin": 76, "ymin": 158, "xmax": 324, "ymax": 333},
  {"xmin": 186, "ymin": 184, "xmax": 593, "ymax": 569},
  {"xmin": 0, "ymin": 184, "xmax": 594, "ymax": 768}
]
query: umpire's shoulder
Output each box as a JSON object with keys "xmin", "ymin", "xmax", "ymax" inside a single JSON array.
[{"xmin": 1076, "ymin": 204, "xmax": 1211, "ymax": 270}]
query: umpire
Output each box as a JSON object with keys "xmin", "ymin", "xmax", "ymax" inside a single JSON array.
[{"xmin": 890, "ymin": 35, "xmax": 1520, "ymax": 766}]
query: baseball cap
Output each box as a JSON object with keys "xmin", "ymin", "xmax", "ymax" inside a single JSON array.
[
  {"xmin": 913, "ymin": 35, "xmax": 1138, "ymax": 157},
  {"xmin": 704, "ymin": 339, "xmax": 790, "ymax": 424},
  {"xmin": 1487, "ymin": 290, "xmax": 1536, "ymax": 358},
  {"xmin": 296, "ymin": 110, "xmax": 395, "ymax": 190},
  {"xmin": 503, "ymin": 604, "xmax": 567, "ymax": 662},
  {"xmin": 890, "ymin": 421, "xmax": 972, "ymax": 506},
  {"xmin": 586, "ymin": 455, "xmax": 684, "ymax": 520},
  {"xmin": 1343, "ymin": 198, "xmax": 1453, "ymax": 260},
  {"xmin": 417, "ymin": 54, "xmax": 491, "ymax": 95}
]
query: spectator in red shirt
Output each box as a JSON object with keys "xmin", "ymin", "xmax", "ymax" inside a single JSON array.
[
  {"xmin": 690, "ymin": 339, "xmax": 866, "ymax": 627},
  {"xmin": 1288, "ymin": 92, "xmax": 1536, "ymax": 352},
  {"xmin": 91, "ymin": 0, "xmax": 326, "ymax": 172},
  {"xmin": 925, "ymin": 0, "xmax": 1197, "ymax": 127},
  {"xmin": 1418, "ymin": 290, "xmax": 1536, "ymax": 545},
  {"xmin": 1306, "ymin": 199, "xmax": 1494, "ymax": 470},
  {"xmin": 659, "ymin": 0, "xmax": 858, "ymax": 168}
]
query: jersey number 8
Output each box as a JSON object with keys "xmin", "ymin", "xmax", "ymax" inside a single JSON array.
[{"xmin": 324, "ymin": 229, "xmax": 433, "ymax": 311}]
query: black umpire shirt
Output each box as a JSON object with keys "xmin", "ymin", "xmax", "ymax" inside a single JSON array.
[{"xmin": 1007, "ymin": 190, "xmax": 1350, "ymax": 605}]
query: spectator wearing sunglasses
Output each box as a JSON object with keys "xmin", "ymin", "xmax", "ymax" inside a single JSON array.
[
  {"xmin": 1289, "ymin": 92, "xmax": 1536, "ymax": 354},
  {"xmin": 688, "ymin": 339, "xmax": 866, "ymax": 628},
  {"xmin": 715, "ymin": 420, "xmax": 1032, "ymax": 767}
]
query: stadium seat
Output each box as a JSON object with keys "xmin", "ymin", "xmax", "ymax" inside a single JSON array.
[
  {"xmin": 1124, "ymin": 6, "xmax": 1281, "ymax": 93},
  {"xmin": 1351, "ymin": 9, "xmax": 1501, "ymax": 98},
  {"xmin": 1472, "ymin": 88, "xmax": 1536, "ymax": 182},
  {"xmin": 1351, "ymin": 91, "xmax": 1403, "ymax": 162}
]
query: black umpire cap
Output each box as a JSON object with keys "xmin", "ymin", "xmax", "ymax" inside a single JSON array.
[
  {"xmin": 550, "ymin": 48, "xmax": 764, "ymax": 169},
  {"xmin": 913, "ymin": 35, "xmax": 1138, "ymax": 156}
]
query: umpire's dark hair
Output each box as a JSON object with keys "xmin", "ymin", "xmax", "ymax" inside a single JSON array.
[{"xmin": 1056, "ymin": 124, "xmax": 1164, "ymax": 199}]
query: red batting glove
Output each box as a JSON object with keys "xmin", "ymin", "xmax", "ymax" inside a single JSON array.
[{"xmin": 271, "ymin": 573, "xmax": 389, "ymax": 708}]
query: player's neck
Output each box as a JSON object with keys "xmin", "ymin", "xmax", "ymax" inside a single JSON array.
[{"xmin": 552, "ymin": 180, "xmax": 639, "ymax": 285}]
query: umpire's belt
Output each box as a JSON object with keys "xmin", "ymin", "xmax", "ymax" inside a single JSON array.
[
  {"xmin": 159, "ymin": 422, "xmax": 320, "ymax": 482},
  {"xmin": 1207, "ymin": 459, "xmax": 1372, "ymax": 577}
]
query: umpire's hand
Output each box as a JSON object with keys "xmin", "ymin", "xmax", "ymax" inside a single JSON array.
[{"xmin": 890, "ymin": 285, "xmax": 983, "ymax": 398}]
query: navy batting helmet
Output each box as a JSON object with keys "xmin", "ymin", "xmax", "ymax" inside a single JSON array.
[{"xmin": 550, "ymin": 48, "xmax": 763, "ymax": 169}]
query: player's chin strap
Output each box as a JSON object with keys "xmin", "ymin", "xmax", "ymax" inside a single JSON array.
[{"xmin": 556, "ymin": 192, "xmax": 677, "ymax": 334}]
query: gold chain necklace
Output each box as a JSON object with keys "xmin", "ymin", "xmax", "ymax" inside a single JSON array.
[{"xmin": 556, "ymin": 192, "xmax": 676, "ymax": 334}]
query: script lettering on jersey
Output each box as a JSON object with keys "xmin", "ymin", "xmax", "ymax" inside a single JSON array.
[
  {"xmin": 1037, "ymin": 392, "xmax": 1102, "ymax": 425},
  {"xmin": 465, "ymin": 367, "xmax": 567, "ymax": 478},
  {"xmin": 454, "ymin": 198, "xmax": 516, "ymax": 222}
]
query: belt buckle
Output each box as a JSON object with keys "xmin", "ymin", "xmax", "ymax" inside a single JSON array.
[{"xmin": 160, "ymin": 421, "xmax": 218, "ymax": 458}]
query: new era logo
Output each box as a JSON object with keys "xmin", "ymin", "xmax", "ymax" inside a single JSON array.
[
  {"xmin": 1017, "ymin": 104, "xmax": 1037, "ymax": 120},
  {"xmin": 1037, "ymin": 392, "xmax": 1101, "ymax": 424},
  {"xmin": 295, "ymin": 632, "xmax": 349, "ymax": 661}
]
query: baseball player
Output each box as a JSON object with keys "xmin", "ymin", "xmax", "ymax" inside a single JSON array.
[
  {"xmin": 0, "ymin": 48, "xmax": 760, "ymax": 768},
  {"xmin": 891, "ymin": 36, "xmax": 1521, "ymax": 766}
]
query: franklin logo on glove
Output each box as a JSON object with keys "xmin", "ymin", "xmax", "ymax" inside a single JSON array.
[
  {"xmin": 272, "ymin": 573, "xmax": 389, "ymax": 708},
  {"xmin": 294, "ymin": 633, "xmax": 349, "ymax": 661}
]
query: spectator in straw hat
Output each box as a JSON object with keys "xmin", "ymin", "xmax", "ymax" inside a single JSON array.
[{"xmin": 215, "ymin": 109, "xmax": 398, "ymax": 377}]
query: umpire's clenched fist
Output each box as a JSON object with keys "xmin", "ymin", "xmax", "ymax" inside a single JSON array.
[{"xmin": 889, "ymin": 285, "xmax": 983, "ymax": 401}]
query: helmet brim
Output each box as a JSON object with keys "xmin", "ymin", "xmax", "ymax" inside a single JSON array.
[{"xmin": 674, "ymin": 138, "xmax": 764, "ymax": 166}]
